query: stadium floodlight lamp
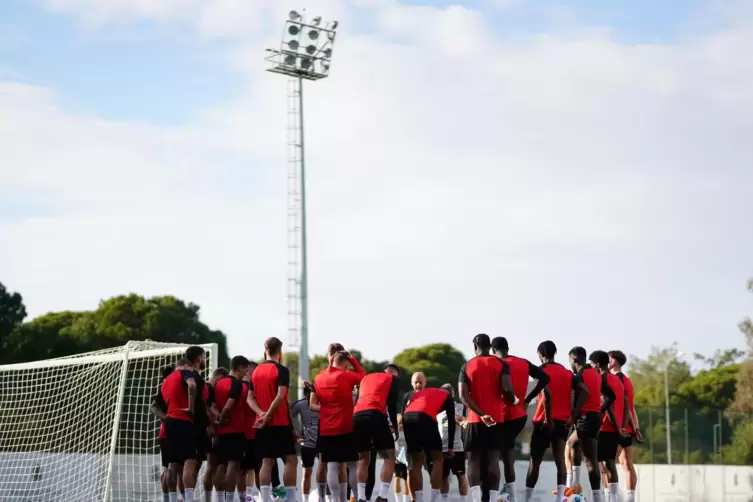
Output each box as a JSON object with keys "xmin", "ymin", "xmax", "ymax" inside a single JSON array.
[{"xmin": 265, "ymin": 11, "xmax": 339, "ymax": 80}]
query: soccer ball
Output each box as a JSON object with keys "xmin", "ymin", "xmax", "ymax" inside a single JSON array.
[
  {"xmin": 569, "ymin": 495, "xmax": 586, "ymax": 502},
  {"xmin": 497, "ymin": 494, "xmax": 510, "ymax": 502}
]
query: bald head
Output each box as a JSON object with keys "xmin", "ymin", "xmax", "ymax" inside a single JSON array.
[{"xmin": 411, "ymin": 372, "xmax": 426, "ymax": 392}]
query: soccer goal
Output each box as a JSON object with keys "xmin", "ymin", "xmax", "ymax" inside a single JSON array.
[{"xmin": 0, "ymin": 340, "xmax": 218, "ymax": 502}]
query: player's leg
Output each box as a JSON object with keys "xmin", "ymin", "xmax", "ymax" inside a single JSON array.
[
  {"xmin": 222, "ymin": 434, "xmax": 245, "ymax": 502},
  {"xmin": 424, "ymin": 414, "xmax": 446, "ymax": 499},
  {"xmin": 501, "ymin": 418, "xmax": 525, "ymax": 501},
  {"xmin": 599, "ymin": 432, "xmax": 620, "ymax": 502},
  {"xmin": 619, "ymin": 439, "xmax": 637, "ymax": 502},
  {"xmin": 203, "ymin": 445, "xmax": 219, "ymax": 502},
  {"xmin": 365, "ymin": 448, "xmax": 377, "ymax": 500},
  {"xmin": 440, "ymin": 455, "xmax": 451, "ymax": 498},
  {"xmin": 550, "ymin": 423, "xmax": 568, "ymax": 501},
  {"xmin": 353, "ymin": 412, "xmax": 373, "ymax": 501},
  {"xmin": 316, "ymin": 453, "xmax": 328, "ymax": 502},
  {"xmin": 577, "ymin": 414, "xmax": 603, "ymax": 502},
  {"xmin": 524, "ymin": 424, "xmax": 549, "ymax": 502},
  {"xmin": 300, "ymin": 447, "xmax": 315, "ymax": 502},
  {"xmin": 453, "ymin": 453, "xmax": 469, "ymax": 501},
  {"xmin": 463, "ymin": 422, "xmax": 485, "ymax": 502},
  {"xmin": 394, "ymin": 463, "xmax": 408, "ymax": 502},
  {"xmin": 372, "ymin": 413, "xmax": 396, "ymax": 502},
  {"xmin": 403, "ymin": 413, "xmax": 427, "ymax": 502}
]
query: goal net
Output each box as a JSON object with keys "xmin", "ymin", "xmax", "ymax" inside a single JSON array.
[{"xmin": 0, "ymin": 341, "xmax": 217, "ymax": 502}]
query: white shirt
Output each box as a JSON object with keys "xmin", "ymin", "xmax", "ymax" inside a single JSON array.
[{"xmin": 438, "ymin": 401, "xmax": 466, "ymax": 452}]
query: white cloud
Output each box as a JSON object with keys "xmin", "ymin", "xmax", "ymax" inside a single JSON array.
[{"xmin": 3, "ymin": 1, "xmax": 753, "ymax": 366}]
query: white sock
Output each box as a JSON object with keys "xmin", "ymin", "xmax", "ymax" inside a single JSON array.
[
  {"xmin": 340, "ymin": 483, "xmax": 347, "ymax": 501},
  {"xmin": 430, "ymin": 489, "xmax": 440, "ymax": 502},
  {"xmin": 184, "ymin": 489, "xmax": 195, "ymax": 502},
  {"xmin": 460, "ymin": 496, "xmax": 467, "ymax": 502},
  {"xmin": 357, "ymin": 483, "xmax": 366, "ymax": 500},
  {"xmin": 470, "ymin": 486, "xmax": 482, "ymax": 502},
  {"xmin": 591, "ymin": 490, "xmax": 603, "ymax": 502},
  {"xmin": 556, "ymin": 485, "xmax": 565, "ymax": 499},
  {"xmin": 216, "ymin": 493, "xmax": 225, "ymax": 502},
  {"xmin": 441, "ymin": 494, "xmax": 449, "ymax": 501},
  {"xmin": 303, "ymin": 494, "xmax": 310, "ymax": 502},
  {"xmin": 240, "ymin": 491, "xmax": 247, "ymax": 502},
  {"xmin": 226, "ymin": 492, "xmax": 235, "ymax": 502},
  {"xmin": 261, "ymin": 486, "xmax": 273, "ymax": 502},
  {"xmin": 504, "ymin": 482, "xmax": 516, "ymax": 501},
  {"xmin": 164, "ymin": 494, "xmax": 171, "ymax": 502},
  {"xmin": 523, "ymin": 487, "xmax": 533, "ymax": 502},
  {"xmin": 604, "ymin": 487, "xmax": 611, "ymax": 501},
  {"xmin": 609, "ymin": 483, "xmax": 620, "ymax": 502},
  {"xmin": 572, "ymin": 467, "xmax": 580, "ymax": 485},
  {"xmin": 378, "ymin": 482, "xmax": 390, "ymax": 499},
  {"xmin": 489, "ymin": 490, "xmax": 498, "ymax": 502},
  {"xmin": 566, "ymin": 471, "xmax": 573, "ymax": 487},
  {"xmin": 626, "ymin": 489, "xmax": 635, "ymax": 502},
  {"xmin": 169, "ymin": 494, "xmax": 179, "ymax": 502},
  {"xmin": 204, "ymin": 491, "xmax": 213, "ymax": 502},
  {"xmin": 415, "ymin": 490, "xmax": 424, "ymax": 502},
  {"xmin": 286, "ymin": 487, "xmax": 297, "ymax": 502}
]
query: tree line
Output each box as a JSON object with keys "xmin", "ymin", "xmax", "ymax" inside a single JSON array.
[{"xmin": 1, "ymin": 280, "xmax": 752, "ymax": 464}]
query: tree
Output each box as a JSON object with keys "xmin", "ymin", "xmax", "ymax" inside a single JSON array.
[
  {"xmin": 628, "ymin": 344, "xmax": 692, "ymax": 407},
  {"xmin": 393, "ymin": 343, "xmax": 467, "ymax": 391},
  {"xmin": 732, "ymin": 279, "xmax": 753, "ymax": 414},
  {"xmin": 693, "ymin": 348, "xmax": 745, "ymax": 369},
  {"xmin": 0, "ymin": 282, "xmax": 27, "ymax": 357}
]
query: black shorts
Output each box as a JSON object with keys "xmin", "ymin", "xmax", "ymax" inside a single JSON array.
[
  {"xmin": 575, "ymin": 412, "xmax": 602, "ymax": 440},
  {"xmin": 241, "ymin": 439, "xmax": 259, "ymax": 471},
  {"xmin": 597, "ymin": 431, "xmax": 619, "ymax": 462},
  {"xmin": 463, "ymin": 422, "xmax": 505, "ymax": 452},
  {"xmin": 301, "ymin": 446, "xmax": 317, "ymax": 468},
  {"xmin": 165, "ymin": 418, "xmax": 197, "ymax": 464},
  {"xmin": 353, "ymin": 410, "xmax": 395, "ymax": 452},
  {"xmin": 394, "ymin": 462, "xmax": 407, "ymax": 480},
  {"xmin": 217, "ymin": 433, "xmax": 246, "ymax": 464},
  {"xmin": 158, "ymin": 438, "xmax": 169, "ymax": 468},
  {"xmin": 529, "ymin": 421, "xmax": 569, "ymax": 456},
  {"xmin": 403, "ymin": 412, "xmax": 442, "ymax": 454},
  {"xmin": 426, "ymin": 451, "xmax": 465, "ymax": 478},
  {"xmin": 502, "ymin": 417, "xmax": 527, "ymax": 451},
  {"xmin": 256, "ymin": 425, "xmax": 298, "ymax": 459},
  {"xmin": 195, "ymin": 426, "xmax": 211, "ymax": 462},
  {"xmin": 318, "ymin": 434, "xmax": 358, "ymax": 463},
  {"xmin": 619, "ymin": 434, "xmax": 633, "ymax": 448}
]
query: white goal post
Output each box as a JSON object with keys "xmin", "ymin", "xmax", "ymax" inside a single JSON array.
[{"xmin": 0, "ymin": 341, "xmax": 218, "ymax": 502}]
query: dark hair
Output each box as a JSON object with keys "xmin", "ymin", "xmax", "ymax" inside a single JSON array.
[
  {"xmin": 231, "ymin": 355, "xmax": 251, "ymax": 371},
  {"xmin": 333, "ymin": 351, "xmax": 350, "ymax": 365},
  {"xmin": 161, "ymin": 364, "xmax": 175, "ymax": 380},
  {"xmin": 491, "ymin": 337, "xmax": 508, "ymax": 352},
  {"xmin": 265, "ymin": 337, "xmax": 283, "ymax": 357},
  {"xmin": 177, "ymin": 358, "xmax": 192, "ymax": 367},
  {"xmin": 213, "ymin": 367, "xmax": 229, "ymax": 378},
  {"xmin": 328, "ymin": 343, "xmax": 345, "ymax": 357},
  {"xmin": 185, "ymin": 346, "xmax": 205, "ymax": 364},
  {"xmin": 569, "ymin": 346, "xmax": 587, "ymax": 364},
  {"xmin": 537, "ymin": 340, "xmax": 557, "ymax": 359},
  {"xmin": 473, "ymin": 333, "xmax": 491, "ymax": 350},
  {"xmin": 248, "ymin": 360, "xmax": 259, "ymax": 370},
  {"xmin": 609, "ymin": 350, "xmax": 627, "ymax": 367},
  {"xmin": 303, "ymin": 385, "xmax": 312, "ymax": 400},
  {"xmin": 440, "ymin": 383, "xmax": 454, "ymax": 393},
  {"xmin": 384, "ymin": 363, "xmax": 400, "ymax": 375},
  {"xmin": 589, "ymin": 350, "xmax": 610, "ymax": 369}
]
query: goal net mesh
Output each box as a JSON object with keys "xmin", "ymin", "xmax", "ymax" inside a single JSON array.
[{"xmin": 0, "ymin": 341, "xmax": 217, "ymax": 502}]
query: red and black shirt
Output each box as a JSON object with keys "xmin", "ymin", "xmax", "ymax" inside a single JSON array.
[
  {"xmin": 214, "ymin": 375, "xmax": 249, "ymax": 435},
  {"xmin": 353, "ymin": 373, "xmax": 400, "ymax": 430},
  {"xmin": 503, "ymin": 355, "xmax": 548, "ymax": 421},
  {"xmin": 616, "ymin": 372, "xmax": 635, "ymax": 433},
  {"xmin": 241, "ymin": 380, "xmax": 256, "ymax": 439},
  {"xmin": 533, "ymin": 362, "xmax": 574, "ymax": 423},
  {"xmin": 577, "ymin": 367, "xmax": 603, "ymax": 414},
  {"xmin": 313, "ymin": 358, "xmax": 365, "ymax": 436},
  {"xmin": 161, "ymin": 369, "xmax": 201, "ymax": 423},
  {"xmin": 458, "ymin": 355, "xmax": 509, "ymax": 424},
  {"xmin": 404, "ymin": 388, "xmax": 456, "ymax": 446},
  {"xmin": 601, "ymin": 372, "xmax": 624, "ymax": 432},
  {"xmin": 251, "ymin": 361, "xmax": 291, "ymax": 426}
]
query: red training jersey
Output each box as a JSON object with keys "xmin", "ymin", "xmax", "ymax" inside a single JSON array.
[
  {"xmin": 578, "ymin": 367, "xmax": 602, "ymax": 414},
  {"xmin": 404, "ymin": 388, "xmax": 454, "ymax": 421},
  {"xmin": 458, "ymin": 355, "xmax": 509, "ymax": 424},
  {"xmin": 241, "ymin": 380, "xmax": 256, "ymax": 439},
  {"xmin": 214, "ymin": 375, "xmax": 249, "ymax": 435},
  {"xmin": 601, "ymin": 372, "xmax": 625, "ymax": 432},
  {"xmin": 251, "ymin": 361, "xmax": 291, "ymax": 426},
  {"xmin": 313, "ymin": 358, "xmax": 365, "ymax": 436},
  {"xmin": 533, "ymin": 362, "xmax": 574, "ymax": 423},
  {"xmin": 161, "ymin": 369, "xmax": 200, "ymax": 422},
  {"xmin": 354, "ymin": 373, "xmax": 396, "ymax": 414},
  {"xmin": 502, "ymin": 355, "xmax": 532, "ymax": 421},
  {"xmin": 616, "ymin": 372, "xmax": 635, "ymax": 433}
]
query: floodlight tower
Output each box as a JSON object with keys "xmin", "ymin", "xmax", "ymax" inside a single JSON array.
[{"xmin": 265, "ymin": 11, "xmax": 338, "ymax": 399}]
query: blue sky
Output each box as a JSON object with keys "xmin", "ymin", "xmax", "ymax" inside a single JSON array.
[{"xmin": 1, "ymin": 0, "xmax": 752, "ymax": 367}]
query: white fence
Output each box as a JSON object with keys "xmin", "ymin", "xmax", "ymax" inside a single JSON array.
[{"xmin": 1, "ymin": 454, "xmax": 752, "ymax": 502}]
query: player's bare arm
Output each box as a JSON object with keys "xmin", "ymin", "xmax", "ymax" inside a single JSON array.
[
  {"xmin": 308, "ymin": 391, "xmax": 321, "ymax": 412},
  {"xmin": 524, "ymin": 362, "xmax": 550, "ymax": 405},
  {"xmin": 185, "ymin": 376, "xmax": 197, "ymax": 415},
  {"xmin": 458, "ymin": 381, "xmax": 486, "ymax": 418},
  {"xmin": 600, "ymin": 382, "xmax": 620, "ymax": 430},
  {"xmin": 150, "ymin": 395, "xmax": 167, "ymax": 421},
  {"xmin": 262, "ymin": 384, "xmax": 287, "ymax": 422},
  {"xmin": 246, "ymin": 389, "xmax": 265, "ymax": 416},
  {"xmin": 500, "ymin": 372, "xmax": 517, "ymax": 403},
  {"xmin": 569, "ymin": 380, "xmax": 589, "ymax": 427}
]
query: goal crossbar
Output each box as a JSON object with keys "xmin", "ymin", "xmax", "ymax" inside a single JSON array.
[{"xmin": 0, "ymin": 343, "xmax": 217, "ymax": 372}]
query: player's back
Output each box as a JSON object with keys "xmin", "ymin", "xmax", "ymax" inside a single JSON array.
[
  {"xmin": 459, "ymin": 355, "xmax": 505, "ymax": 423},
  {"xmin": 602, "ymin": 372, "xmax": 625, "ymax": 431},
  {"xmin": 314, "ymin": 367, "xmax": 357, "ymax": 435},
  {"xmin": 537, "ymin": 362, "xmax": 573, "ymax": 422},
  {"xmin": 580, "ymin": 367, "xmax": 602, "ymax": 413},
  {"xmin": 251, "ymin": 361, "xmax": 291, "ymax": 426},
  {"xmin": 161, "ymin": 369, "xmax": 195, "ymax": 422},
  {"xmin": 404, "ymin": 388, "xmax": 450, "ymax": 417},
  {"xmin": 616, "ymin": 372, "xmax": 635, "ymax": 431},
  {"xmin": 502, "ymin": 355, "xmax": 530, "ymax": 420},
  {"xmin": 354, "ymin": 372, "xmax": 393, "ymax": 414}
]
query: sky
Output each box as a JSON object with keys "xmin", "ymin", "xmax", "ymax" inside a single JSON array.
[{"xmin": 1, "ymin": 0, "xmax": 752, "ymax": 368}]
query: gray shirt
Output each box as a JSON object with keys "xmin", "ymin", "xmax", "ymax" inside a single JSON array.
[
  {"xmin": 291, "ymin": 398, "xmax": 319, "ymax": 449},
  {"xmin": 438, "ymin": 401, "xmax": 466, "ymax": 452}
]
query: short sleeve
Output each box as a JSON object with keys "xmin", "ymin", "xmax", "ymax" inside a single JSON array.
[
  {"xmin": 229, "ymin": 378, "xmax": 243, "ymax": 399},
  {"xmin": 600, "ymin": 374, "xmax": 616, "ymax": 400},
  {"xmin": 277, "ymin": 364, "xmax": 291, "ymax": 388},
  {"xmin": 180, "ymin": 369, "xmax": 196, "ymax": 383},
  {"xmin": 500, "ymin": 361, "xmax": 510, "ymax": 375},
  {"xmin": 616, "ymin": 372, "xmax": 625, "ymax": 384},
  {"xmin": 458, "ymin": 363, "xmax": 469, "ymax": 384},
  {"xmin": 202, "ymin": 385, "xmax": 209, "ymax": 403}
]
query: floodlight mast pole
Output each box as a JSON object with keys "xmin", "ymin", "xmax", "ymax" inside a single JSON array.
[{"xmin": 265, "ymin": 11, "xmax": 336, "ymax": 400}]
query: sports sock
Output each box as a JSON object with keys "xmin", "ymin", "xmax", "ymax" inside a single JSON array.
[
  {"xmin": 184, "ymin": 488, "xmax": 195, "ymax": 502},
  {"xmin": 318, "ymin": 484, "xmax": 327, "ymax": 499},
  {"xmin": 604, "ymin": 487, "xmax": 611, "ymax": 501},
  {"xmin": 504, "ymin": 483, "xmax": 516, "ymax": 501},
  {"xmin": 340, "ymin": 483, "xmax": 347, "ymax": 501},
  {"xmin": 169, "ymin": 493, "xmax": 179, "ymax": 502},
  {"xmin": 460, "ymin": 496, "xmax": 467, "ymax": 502},
  {"xmin": 566, "ymin": 471, "xmax": 573, "ymax": 487},
  {"xmin": 414, "ymin": 490, "xmax": 424, "ymax": 502},
  {"xmin": 226, "ymin": 491, "xmax": 236, "ymax": 502},
  {"xmin": 470, "ymin": 486, "xmax": 482, "ymax": 502},
  {"xmin": 625, "ymin": 489, "xmax": 635, "ymax": 502},
  {"xmin": 430, "ymin": 489, "xmax": 439, "ymax": 502},
  {"xmin": 261, "ymin": 485, "xmax": 273, "ymax": 502},
  {"xmin": 591, "ymin": 490, "xmax": 603, "ymax": 502},
  {"xmin": 441, "ymin": 494, "xmax": 449, "ymax": 501},
  {"xmin": 609, "ymin": 483, "xmax": 620, "ymax": 502},
  {"xmin": 285, "ymin": 486, "xmax": 297, "ymax": 502},
  {"xmin": 239, "ymin": 491, "xmax": 247, "ymax": 502},
  {"xmin": 489, "ymin": 490, "xmax": 499, "ymax": 502},
  {"xmin": 523, "ymin": 487, "xmax": 533, "ymax": 502},
  {"xmin": 163, "ymin": 494, "xmax": 171, "ymax": 502},
  {"xmin": 556, "ymin": 485, "xmax": 565, "ymax": 500},
  {"xmin": 378, "ymin": 483, "xmax": 390, "ymax": 499},
  {"xmin": 572, "ymin": 467, "xmax": 580, "ymax": 486},
  {"xmin": 357, "ymin": 483, "xmax": 367, "ymax": 500},
  {"xmin": 203, "ymin": 490, "xmax": 213, "ymax": 502},
  {"xmin": 303, "ymin": 494, "xmax": 309, "ymax": 502}
]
